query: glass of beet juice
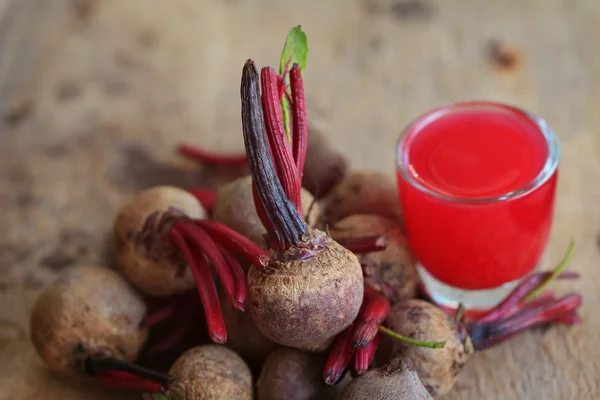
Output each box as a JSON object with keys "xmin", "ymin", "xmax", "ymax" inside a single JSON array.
[{"xmin": 396, "ymin": 101, "xmax": 559, "ymax": 314}]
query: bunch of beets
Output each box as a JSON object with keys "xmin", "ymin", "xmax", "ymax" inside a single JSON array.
[{"xmin": 29, "ymin": 27, "xmax": 582, "ymax": 400}]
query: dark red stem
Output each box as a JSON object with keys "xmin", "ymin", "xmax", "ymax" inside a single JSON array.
[
  {"xmin": 476, "ymin": 271, "xmax": 579, "ymax": 323},
  {"xmin": 174, "ymin": 221, "xmax": 240, "ymax": 311},
  {"xmin": 353, "ymin": 334, "xmax": 379, "ymax": 376},
  {"xmin": 85, "ymin": 357, "xmax": 174, "ymax": 392},
  {"xmin": 168, "ymin": 229, "xmax": 227, "ymax": 343},
  {"xmin": 323, "ymin": 324, "xmax": 355, "ymax": 385},
  {"xmin": 194, "ymin": 220, "xmax": 269, "ymax": 266},
  {"xmin": 241, "ymin": 60, "xmax": 309, "ymax": 249},
  {"xmin": 261, "ymin": 66, "xmax": 302, "ymax": 215},
  {"xmin": 290, "ymin": 64, "xmax": 308, "ymax": 177},
  {"xmin": 186, "ymin": 188, "xmax": 217, "ymax": 214},
  {"xmin": 96, "ymin": 371, "xmax": 167, "ymax": 393},
  {"xmin": 352, "ymin": 286, "xmax": 390, "ymax": 347},
  {"xmin": 468, "ymin": 293, "xmax": 582, "ymax": 351},
  {"xmin": 141, "ymin": 303, "xmax": 178, "ymax": 328},
  {"xmin": 217, "ymin": 242, "xmax": 247, "ymax": 308},
  {"xmin": 178, "ymin": 144, "xmax": 247, "ymax": 166},
  {"xmin": 336, "ymin": 235, "xmax": 387, "ymax": 255}
]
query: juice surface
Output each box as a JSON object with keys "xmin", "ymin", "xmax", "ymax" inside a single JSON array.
[
  {"xmin": 398, "ymin": 106, "xmax": 556, "ymax": 290},
  {"xmin": 406, "ymin": 108, "xmax": 548, "ymax": 199}
]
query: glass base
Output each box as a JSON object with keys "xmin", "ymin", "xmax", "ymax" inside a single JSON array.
[{"xmin": 417, "ymin": 264, "xmax": 522, "ymax": 313}]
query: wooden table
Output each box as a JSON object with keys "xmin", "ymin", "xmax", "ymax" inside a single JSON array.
[{"xmin": 0, "ymin": 0, "xmax": 598, "ymax": 398}]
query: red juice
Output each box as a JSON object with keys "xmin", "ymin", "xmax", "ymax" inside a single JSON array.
[{"xmin": 396, "ymin": 102, "xmax": 559, "ymax": 291}]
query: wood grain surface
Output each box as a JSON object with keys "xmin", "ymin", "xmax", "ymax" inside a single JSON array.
[{"xmin": 0, "ymin": 0, "xmax": 598, "ymax": 398}]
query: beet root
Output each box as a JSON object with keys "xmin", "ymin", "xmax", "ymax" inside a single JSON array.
[
  {"xmin": 113, "ymin": 186, "xmax": 205, "ymax": 297},
  {"xmin": 378, "ymin": 300, "xmax": 474, "ymax": 397},
  {"xmin": 301, "ymin": 126, "xmax": 349, "ymax": 199},
  {"xmin": 168, "ymin": 345, "xmax": 253, "ymax": 400},
  {"xmin": 321, "ymin": 171, "xmax": 403, "ymax": 224},
  {"xmin": 248, "ymin": 231, "xmax": 364, "ymax": 351},
  {"xmin": 338, "ymin": 358, "xmax": 433, "ymax": 400},
  {"xmin": 30, "ymin": 265, "xmax": 149, "ymax": 376},
  {"xmin": 257, "ymin": 348, "xmax": 350, "ymax": 400},
  {"xmin": 330, "ymin": 214, "xmax": 418, "ymax": 303},
  {"xmin": 212, "ymin": 175, "xmax": 320, "ymax": 247}
]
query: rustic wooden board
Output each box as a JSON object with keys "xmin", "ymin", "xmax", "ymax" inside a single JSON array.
[{"xmin": 1, "ymin": 0, "xmax": 599, "ymax": 398}]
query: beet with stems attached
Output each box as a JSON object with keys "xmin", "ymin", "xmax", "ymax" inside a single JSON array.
[
  {"xmin": 338, "ymin": 357, "xmax": 433, "ymax": 400},
  {"xmin": 165, "ymin": 345, "xmax": 253, "ymax": 400},
  {"xmin": 329, "ymin": 214, "xmax": 418, "ymax": 303},
  {"xmin": 238, "ymin": 60, "xmax": 363, "ymax": 351},
  {"xmin": 320, "ymin": 171, "xmax": 403, "ymax": 225},
  {"xmin": 113, "ymin": 185, "xmax": 269, "ymax": 344},
  {"xmin": 379, "ymin": 283, "xmax": 582, "ymax": 397},
  {"xmin": 212, "ymin": 175, "xmax": 320, "ymax": 247},
  {"xmin": 257, "ymin": 348, "xmax": 350, "ymax": 400},
  {"xmin": 30, "ymin": 265, "xmax": 175, "ymax": 394}
]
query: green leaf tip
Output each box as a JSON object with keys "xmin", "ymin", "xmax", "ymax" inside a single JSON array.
[
  {"xmin": 525, "ymin": 238, "xmax": 575, "ymax": 301},
  {"xmin": 279, "ymin": 25, "xmax": 309, "ymax": 76},
  {"xmin": 279, "ymin": 25, "xmax": 309, "ymax": 142},
  {"xmin": 378, "ymin": 326, "xmax": 446, "ymax": 349}
]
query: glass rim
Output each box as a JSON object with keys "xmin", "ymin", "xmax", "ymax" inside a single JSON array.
[{"xmin": 395, "ymin": 100, "xmax": 560, "ymax": 204}]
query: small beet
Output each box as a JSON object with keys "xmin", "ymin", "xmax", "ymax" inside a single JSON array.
[
  {"xmin": 321, "ymin": 171, "xmax": 403, "ymax": 224},
  {"xmin": 257, "ymin": 348, "xmax": 350, "ymax": 400},
  {"xmin": 113, "ymin": 185, "xmax": 269, "ymax": 344},
  {"xmin": 113, "ymin": 186, "xmax": 205, "ymax": 297},
  {"xmin": 240, "ymin": 61, "xmax": 364, "ymax": 351},
  {"xmin": 378, "ymin": 300, "xmax": 473, "ymax": 397},
  {"xmin": 30, "ymin": 265, "xmax": 174, "ymax": 394},
  {"xmin": 212, "ymin": 175, "xmax": 320, "ymax": 247},
  {"xmin": 338, "ymin": 358, "xmax": 433, "ymax": 400},
  {"xmin": 330, "ymin": 214, "xmax": 418, "ymax": 303},
  {"xmin": 167, "ymin": 345, "xmax": 253, "ymax": 400},
  {"xmin": 301, "ymin": 127, "xmax": 349, "ymax": 199},
  {"xmin": 30, "ymin": 265, "xmax": 149, "ymax": 375}
]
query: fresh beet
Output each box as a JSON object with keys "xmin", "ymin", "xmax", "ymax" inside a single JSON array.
[
  {"xmin": 330, "ymin": 214, "xmax": 418, "ymax": 303},
  {"xmin": 239, "ymin": 60, "xmax": 363, "ymax": 351},
  {"xmin": 301, "ymin": 126, "xmax": 349, "ymax": 199},
  {"xmin": 338, "ymin": 358, "xmax": 433, "ymax": 400},
  {"xmin": 379, "ymin": 289, "xmax": 582, "ymax": 397},
  {"xmin": 378, "ymin": 300, "xmax": 473, "ymax": 397},
  {"xmin": 257, "ymin": 348, "xmax": 350, "ymax": 400},
  {"xmin": 30, "ymin": 265, "xmax": 174, "ymax": 394},
  {"xmin": 113, "ymin": 185, "xmax": 269, "ymax": 344},
  {"xmin": 212, "ymin": 175, "xmax": 320, "ymax": 246},
  {"xmin": 166, "ymin": 345, "xmax": 253, "ymax": 400},
  {"xmin": 320, "ymin": 171, "xmax": 403, "ymax": 224}
]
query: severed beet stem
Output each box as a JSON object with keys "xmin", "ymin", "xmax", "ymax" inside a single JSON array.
[{"xmin": 178, "ymin": 144, "xmax": 248, "ymax": 166}]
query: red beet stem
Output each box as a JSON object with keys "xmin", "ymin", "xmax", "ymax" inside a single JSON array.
[
  {"xmin": 336, "ymin": 235, "xmax": 387, "ymax": 255},
  {"xmin": 178, "ymin": 144, "xmax": 248, "ymax": 166},
  {"xmin": 217, "ymin": 242, "xmax": 247, "ymax": 308},
  {"xmin": 261, "ymin": 67, "xmax": 302, "ymax": 215},
  {"xmin": 353, "ymin": 334, "xmax": 379, "ymax": 375},
  {"xmin": 174, "ymin": 221, "xmax": 240, "ymax": 310},
  {"xmin": 477, "ymin": 271, "xmax": 579, "ymax": 323},
  {"xmin": 146, "ymin": 321, "xmax": 191, "ymax": 353},
  {"xmin": 468, "ymin": 293, "xmax": 582, "ymax": 351},
  {"xmin": 290, "ymin": 64, "xmax": 308, "ymax": 179},
  {"xmin": 96, "ymin": 370, "xmax": 167, "ymax": 393},
  {"xmin": 195, "ymin": 220, "xmax": 269, "ymax": 266},
  {"xmin": 168, "ymin": 229, "xmax": 227, "ymax": 343},
  {"xmin": 84, "ymin": 356, "xmax": 174, "ymax": 387},
  {"xmin": 186, "ymin": 189, "xmax": 217, "ymax": 214},
  {"xmin": 241, "ymin": 60, "xmax": 309, "ymax": 249},
  {"xmin": 352, "ymin": 286, "xmax": 390, "ymax": 347},
  {"xmin": 324, "ymin": 324, "xmax": 355, "ymax": 385}
]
